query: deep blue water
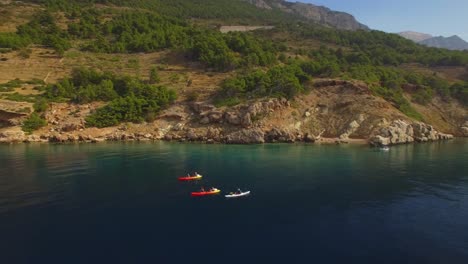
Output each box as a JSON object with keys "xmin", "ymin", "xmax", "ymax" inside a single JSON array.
[{"xmin": 0, "ymin": 140, "xmax": 467, "ymax": 264}]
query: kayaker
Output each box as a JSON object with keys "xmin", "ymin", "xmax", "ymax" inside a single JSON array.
[
  {"xmin": 237, "ymin": 188, "xmax": 241, "ymax": 194},
  {"xmin": 201, "ymin": 187, "xmax": 205, "ymax": 192}
]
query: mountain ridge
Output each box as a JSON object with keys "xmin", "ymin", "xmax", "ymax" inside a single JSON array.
[
  {"xmin": 398, "ymin": 31, "xmax": 433, "ymax": 42},
  {"xmin": 419, "ymin": 35, "xmax": 468, "ymax": 51},
  {"xmin": 398, "ymin": 31, "xmax": 468, "ymax": 51},
  {"xmin": 244, "ymin": 0, "xmax": 369, "ymax": 30}
]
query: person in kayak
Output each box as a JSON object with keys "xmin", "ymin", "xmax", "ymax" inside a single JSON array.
[
  {"xmin": 237, "ymin": 188, "xmax": 242, "ymax": 194},
  {"xmin": 201, "ymin": 187, "xmax": 205, "ymax": 192}
]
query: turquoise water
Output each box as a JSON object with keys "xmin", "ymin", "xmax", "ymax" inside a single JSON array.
[{"xmin": 0, "ymin": 140, "xmax": 467, "ymax": 263}]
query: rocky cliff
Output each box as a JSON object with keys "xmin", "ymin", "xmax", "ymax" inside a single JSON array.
[{"xmin": 244, "ymin": 0, "xmax": 369, "ymax": 30}]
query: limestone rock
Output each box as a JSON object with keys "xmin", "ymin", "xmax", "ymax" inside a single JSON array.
[
  {"xmin": 60, "ymin": 123, "xmax": 82, "ymax": 132},
  {"xmin": 304, "ymin": 133, "xmax": 315, "ymax": 143},
  {"xmin": 225, "ymin": 112, "xmax": 241, "ymax": 125},
  {"xmin": 207, "ymin": 111, "xmax": 224, "ymax": 123},
  {"xmin": 339, "ymin": 120, "xmax": 361, "ymax": 140},
  {"xmin": 241, "ymin": 113, "xmax": 252, "ymax": 127},
  {"xmin": 461, "ymin": 121, "xmax": 468, "ymax": 136},
  {"xmin": 370, "ymin": 119, "xmax": 453, "ymax": 146},
  {"xmin": 206, "ymin": 128, "xmax": 222, "ymax": 142},
  {"xmin": 186, "ymin": 129, "xmax": 200, "ymax": 141},
  {"xmin": 226, "ymin": 129, "xmax": 265, "ymax": 144},
  {"xmin": 0, "ymin": 130, "xmax": 26, "ymax": 142},
  {"xmin": 199, "ymin": 117, "xmax": 210, "ymax": 124},
  {"xmin": 265, "ymin": 127, "xmax": 296, "ymax": 143}
]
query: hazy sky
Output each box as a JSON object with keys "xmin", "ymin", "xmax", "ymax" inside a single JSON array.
[{"xmin": 303, "ymin": 0, "xmax": 468, "ymax": 40}]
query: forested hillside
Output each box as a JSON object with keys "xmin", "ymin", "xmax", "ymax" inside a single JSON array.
[{"xmin": 0, "ymin": 0, "xmax": 466, "ymax": 141}]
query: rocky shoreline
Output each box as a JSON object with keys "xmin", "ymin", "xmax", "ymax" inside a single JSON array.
[{"xmin": 1, "ymin": 80, "xmax": 465, "ymax": 146}]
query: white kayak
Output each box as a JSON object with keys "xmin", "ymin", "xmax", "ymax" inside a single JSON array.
[{"xmin": 225, "ymin": 191, "xmax": 250, "ymax": 198}]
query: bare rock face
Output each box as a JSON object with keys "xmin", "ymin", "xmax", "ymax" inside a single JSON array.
[
  {"xmin": 339, "ymin": 120, "xmax": 361, "ymax": 140},
  {"xmin": 462, "ymin": 121, "xmax": 468, "ymax": 136},
  {"xmin": 60, "ymin": 123, "xmax": 83, "ymax": 132},
  {"xmin": 265, "ymin": 127, "xmax": 296, "ymax": 143},
  {"xmin": 0, "ymin": 130, "xmax": 26, "ymax": 143},
  {"xmin": 241, "ymin": 113, "xmax": 252, "ymax": 127},
  {"xmin": 243, "ymin": 0, "xmax": 368, "ymax": 31},
  {"xmin": 226, "ymin": 129, "xmax": 265, "ymax": 144},
  {"xmin": 49, "ymin": 134, "xmax": 70, "ymax": 143},
  {"xmin": 191, "ymin": 102, "xmax": 215, "ymax": 113},
  {"xmin": 206, "ymin": 128, "xmax": 223, "ymax": 142},
  {"xmin": 304, "ymin": 133, "xmax": 316, "ymax": 143},
  {"xmin": 197, "ymin": 98, "xmax": 288, "ymax": 127},
  {"xmin": 370, "ymin": 120, "xmax": 453, "ymax": 146},
  {"xmin": 244, "ymin": 0, "xmax": 272, "ymax": 9},
  {"xmin": 185, "ymin": 129, "xmax": 200, "ymax": 141},
  {"xmin": 225, "ymin": 112, "xmax": 241, "ymax": 126}
]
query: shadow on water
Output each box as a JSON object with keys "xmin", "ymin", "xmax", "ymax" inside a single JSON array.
[{"xmin": 0, "ymin": 140, "xmax": 467, "ymax": 263}]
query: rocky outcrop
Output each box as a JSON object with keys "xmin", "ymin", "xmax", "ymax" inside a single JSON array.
[
  {"xmin": 370, "ymin": 120, "xmax": 454, "ymax": 146},
  {"xmin": 265, "ymin": 127, "xmax": 298, "ymax": 143},
  {"xmin": 0, "ymin": 110, "xmax": 28, "ymax": 126},
  {"xmin": 461, "ymin": 121, "xmax": 468, "ymax": 136},
  {"xmin": 0, "ymin": 129, "xmax": 26, "ymax": 143},
  {"xmin": 196, "ymin": 98, "xmax": 289, "ymax": 127},
  {"xmin": 243, "ymin": 0, "xmax": 369, "ymax": 31},
  {"xmin": 226, "ymin": 128, "xmax": 265, "ymax": 144},
  {"xmin": 244, "ymin": 0, "xmax": 272, "ymax": 10}
]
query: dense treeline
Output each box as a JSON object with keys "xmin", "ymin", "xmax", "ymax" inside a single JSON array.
[
  {"xmin": 74, "ymin": 12, "xmax": 281, "ymax": 70},
  {"xmin": 44, "ymin": 68, "xmax": 176, "ymax": 127},
  {"xmin": 0, "ymin": 11, "xmax": 70, "ymax": 53},
  {"xmin": 296, "ymin": 46, "xmax": 468, "ymax": 107},
  {"xmin": 25, "ymin": 0, "xmax": 300, "ymax": 24},
  {"xmin": 217, "ymin": 63, "xmax": 310, "ymax": 105},
  {"xmin": 286, "ymin": 23, "xmax": 468, "ymax": 67}
]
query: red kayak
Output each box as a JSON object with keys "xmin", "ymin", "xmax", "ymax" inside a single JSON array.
[
  {"xmin": 178, "ymin": 174, "xmax": 202, "ymax": 181},
  {"xmin": 191, "ymin": 188, "xmax": 221, "ymax": 196}
]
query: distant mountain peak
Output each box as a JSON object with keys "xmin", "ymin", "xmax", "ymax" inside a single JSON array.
[
  {"xmin": 419, "ymin": 35, "xmax": 468, "ymax": 51},
  {"xmin": 399, "ymin": 31, "xmax": 468, "ymax": 51},
  {"xmin": 398, "ymin": 31, "xmax": 433, "ymax": 42},
  {"xmin": 244, "ymin": 0, "xmax": 369, "ymax": 31}
]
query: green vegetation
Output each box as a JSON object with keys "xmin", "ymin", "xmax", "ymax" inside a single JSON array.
[
  {"xmin": 217, "ymin": 63, "xmax": 310, "ymax": 105},
  {"xmin": 85, "ymin": 92, "xmax": 175, "ymax": 127},
  {"xmin": 450, "ymin": 82, "xmax": 468, "ymax": 106},
  {"xmin": 0, "ymin": 10, "xmax": 70, "ymax": 54},
  {"xmin": 0, "ymin": 79, "xmax": 23, "ymax": 92},
  {"xmin": 289, "ymin": 24, "xmax": 468, "ymax": 67},
  {"xmin": 22, "ymin": 113, "xmax": 47, "ymax": 133},
  {"xmin": 2, "ymin": 93, "xmax": 38, "ymax": 103},
  {"xmin": 149, "ymin": 67, "xmax": 160, "ymax": 84},
  {"xmin": 42, "ymin": 68, "xmax": 177, "ymax": 127},
  {"xmin": 33, "ymin": 98, "xmax": 49, "ymax": 112},
  {"xmin": 28, "ymin": 0, "xmax": 299, "ymax": 24},
  {"xmin": 76, "ymin": 11, "xmax": 280, "ymax": 71}
]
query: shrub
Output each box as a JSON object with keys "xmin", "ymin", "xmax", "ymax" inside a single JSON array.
[
  {"xmin": 22, "ymin": 113, "xmax": 47, "ymax": 133},
  {"xmin": 33, "ymin": 98, "xmax": 49, "ymax": 112}
]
